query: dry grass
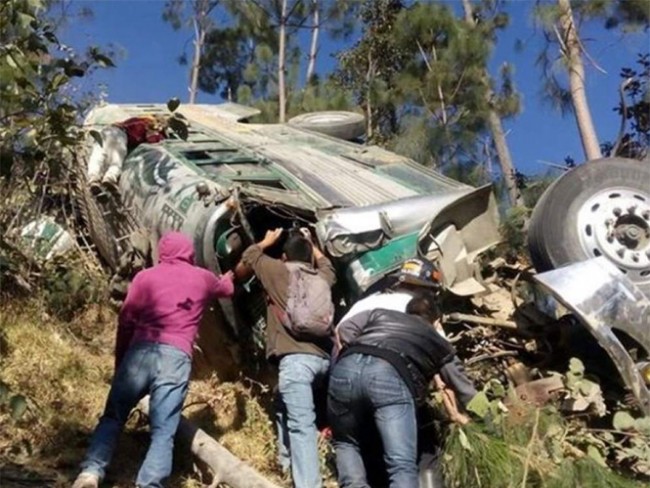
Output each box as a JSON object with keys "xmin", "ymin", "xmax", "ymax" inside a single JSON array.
[
  {"xmin": 0, "ymin": 301, "xmax": 116, "ymax": 486},
  {"xmin": 0, "ymin": 300, "xmax": 297, "ymax": 487}
]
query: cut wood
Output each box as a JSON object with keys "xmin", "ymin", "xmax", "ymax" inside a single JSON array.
[
  {"xmin": 137, "ymin": 397, "xmax": 282, "ymax": 488},
  {"xmin": 444, "ymin": 312, "xmax": 518, "ymax": 330}
]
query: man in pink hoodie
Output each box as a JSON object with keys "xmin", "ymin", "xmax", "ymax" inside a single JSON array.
[{"xmin": 72, "ymin": 232, "xmax": 234, "ymax": 488}]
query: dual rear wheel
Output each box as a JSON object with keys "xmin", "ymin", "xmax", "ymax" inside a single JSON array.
[{"xmin": 528, "ymin": 157, "xmax": 650, "ymax": 297}]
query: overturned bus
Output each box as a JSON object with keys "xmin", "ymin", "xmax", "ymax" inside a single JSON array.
[{"xmin": 78, "ymin": 102, "xmax": 650, "ymax": 415}]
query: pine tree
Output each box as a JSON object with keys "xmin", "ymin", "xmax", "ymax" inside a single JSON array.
[
  {"xmin": 462, "ymin": 0, "xmax": 524, "ymax": 207},
  {"xmin": 304, "ymin": 0, "xmax": 356, "ymax": 84},
  {"xmin": 334, "ymin": 0, "xmax": 406, "ymax": 142},
  {"xmin": 162, "ymin": 0, "xmax": 221, "ymax": 104},
  {"xmin": 226, "ymin": 0, "xmax": 309, "ymax": 122}
]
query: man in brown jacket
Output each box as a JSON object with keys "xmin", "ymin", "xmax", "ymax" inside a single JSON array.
[{"xmin": 237, "ymin": 228, "xmax": 335, "ymax": 488}]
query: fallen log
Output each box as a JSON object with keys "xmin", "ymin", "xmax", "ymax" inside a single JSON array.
[
  {"xmin": 137, "ymin": 397, "xmax": 282, "ymax": 488},
  {"xmin": 444, "ymin": 312, "xmax": 518, "ymax": 330}
]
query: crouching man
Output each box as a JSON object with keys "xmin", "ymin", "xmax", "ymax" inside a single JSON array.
[
  {"xmin": 236, "ymin": 228, "xmax": 336, "ymax": 488},
  {"xmin": 328, "ymin": 293, "xmax": 475, "ymax": 488},
  {"xmin": 72, "ymin": 232, "xmax": 234, "ymax": 488}
]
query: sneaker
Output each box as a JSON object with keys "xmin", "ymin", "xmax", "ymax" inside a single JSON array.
[
  {"xmin": 101, "ymin": 180, "xmax": 120, "ymax": 196},
  {"xmin": 89, "ymin": 182, "xmax": 102, "ymax": 197},
  {"xmin": 71, "ymin": 472, "xmax": 99, "ymax": 488}
]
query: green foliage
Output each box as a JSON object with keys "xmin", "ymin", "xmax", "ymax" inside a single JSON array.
[
  {"xmin": 444, "ymin": 404, "xmax": 647, "ymax": 486},
  {"xmin": 334, "ymin": 0, "xmax": 406, "ymax": 143},
  {"xmin": 199, "ymin": 19, "xmax": 278, "ymax": 101},
  {"xmin": 545, "ymin": 458, "xmax": 643, "ymax": 488},
  {"xmin": 500, "ymin": 205, "xmax": 532, "ymax": 256},
  {"xmin": 388, "ymin": 116, "xmax": 438, "ymax": 167},
  {"xmin": 604, "ymin": 53, "xmax": 650, "ymax": 160},
  {"xmin": 198, "ymin": 0, "xmax": 309, "ymax": 109},
  {"xmin": 0, "ymin": 381, "xmax": 28, "ymax": 421},
  {"xmin": 605, "ymin": 0, "xmax": 650, "ymax": 31},
  {"xmin": 442, "ymin": 358, "xmax": 650, "ymax": 486},
  {"xmin": 287, "ymin": 78, "xmax": 354, "ymax": 115},
  {"xmin": 42, "ymin": 254, "xmax": 105, "ymax": 321},
  {"xmin": 534, "ymin": 0, "xmax": 646, "ymax": 121},
  {"xmin": 162, "ymin": 1, "xmax": 220, "ymax": 34},
  {"xmin": 521, "ymin": 174, "xmax": 555, "ymax": 209},
  {"xmin": 334, "ymin": 0, "xmax": 522, "ymax": 189},
  {"xmin": 392, "ymin": 1, "xmax": 492, "ymax": 167},
  {"xmin": 493, "ymin": 62, "xmax": 521, "ymax": 118},
  {"xmin": 444, "ymin": 423, "xmax": 523, "ymax": 487},
  {"xmin": 0, "ymin": 0, "xmax": 112, "ymax": 180}
]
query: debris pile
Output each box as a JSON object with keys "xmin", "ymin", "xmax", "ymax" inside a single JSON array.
[{"xmin": 434, "ymin": 258, "xmax": 650, "ymax": 486}]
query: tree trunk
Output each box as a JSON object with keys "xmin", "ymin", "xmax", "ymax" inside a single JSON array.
[
  {"xmin": 137, "ymin": 397, "xmax": 282, "ymax": 488},
  {"xmin": 189, "ymin": 2, "xmax": 208, "ymax": 105},
  {"xmin": 365, "ymin": 51, "xmax": 374, "ymax": 140},
  {"xmin": 557, "ymin": 0, "xmax": 602, "ymax": 161},
  {"xmin": 278, "ymin": 0, "xmax": 288, "ymax": 122},
  {"xmin": 306, "ymin": 0, "xmax": 320, "ymax": 84},
  {"xmin": 486, "ymin": 110, "xmax": 523, "ymax": 206},
  {"xmin": 462, "ymin": 0, "xmax": 524, "ymax": 207}
]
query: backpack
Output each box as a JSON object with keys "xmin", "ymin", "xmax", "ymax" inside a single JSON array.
[{"xmin": 274, "ymin": 262, "xmax": 334, "ymax": 338}]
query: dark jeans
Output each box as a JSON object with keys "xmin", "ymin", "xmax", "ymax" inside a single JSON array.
[
  {"xmin": 327, "ymin": 353, "xmax": 418, "ymax": 488},
  {"xmin": 80, "ymin": 342, "xmax": 191, "ymax": 488}
]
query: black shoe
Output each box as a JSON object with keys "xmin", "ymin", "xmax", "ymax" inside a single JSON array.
[{"xmin": 90, "ymin": 182, "xmax": 102, "ymax": 197}]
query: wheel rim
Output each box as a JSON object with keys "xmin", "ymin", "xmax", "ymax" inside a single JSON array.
[{"xmin": 577, "ymin": 187, "xmax": 650, "ymax": 286}]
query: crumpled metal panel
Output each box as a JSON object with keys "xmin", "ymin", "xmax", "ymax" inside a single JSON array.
[
  {"xmin": 534, "ymin": 257, "xmax": 650, "ymax": 416},
  {"xmin": 315, "ymin": 189, "xmax": 476, "ymax": 257}
]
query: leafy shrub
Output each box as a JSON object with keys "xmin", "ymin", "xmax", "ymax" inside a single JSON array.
[{"xmin": 42, "ymin": 255, "xmax": 106, "ymax": 321}]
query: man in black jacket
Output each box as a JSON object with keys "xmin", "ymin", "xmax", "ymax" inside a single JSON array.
[{"xmin": 327, "ymin": 293, "xmax": 475, "ymax": 488}]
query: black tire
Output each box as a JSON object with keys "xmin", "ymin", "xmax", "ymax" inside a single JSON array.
[
  {"xmin": 71, "ymin": 158, "xmax": 120, "ymax": 270},
  {"xmin": 288, "ymin": 111, "xmax": 365, "ymax": 140},
  {"xmin": 72, "ymin": 142, "xmax": 147, "ymax": 273},
  {"xmin": 527, "ymin": 157, "xmax": 650, "ymax": 297}
]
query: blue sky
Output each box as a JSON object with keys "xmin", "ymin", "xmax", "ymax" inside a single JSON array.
[{"xmin": 59, "ymin": 0, "xmax": 649, "ymax": 176}]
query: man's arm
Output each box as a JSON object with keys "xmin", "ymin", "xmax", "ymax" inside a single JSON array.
[
  {"xmin": 439, "ymin": 356, "xmax": 478, "ymax": 408},
  {"xmin": 239, "ymin": 229, "xmax": 287, "ymax": 304},
  {"xmin": 313, "ymin": 245, "xmax": 336, "ymax": 287},
  {"xmin": 298, "ymin": 228, "xmax": 336, "ymax": 287},
  {"xmin": 208, "ymin": 270, "xmax": 235, "ymax": 298},
  {"xmin": 335, "ymin": 310, "xmax": 372, "ymax": 347}
]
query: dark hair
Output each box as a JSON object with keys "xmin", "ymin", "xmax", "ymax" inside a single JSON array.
[
  {"xmin": 283, "ymin": 234, "xmax": 313, "ymax": 263},
  {"xmin": 406, "ymin": 292, "xmax": 441, "ymax": 324}
]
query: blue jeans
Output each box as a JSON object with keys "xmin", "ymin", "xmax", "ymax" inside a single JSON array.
[
  {"xmin": 276, "ymin": 353, "xmax": 330, "ymax": 488},
  {"xmin": 327, "ymin": 353, "xmax": 418, "ymax": 488},
  {"xmin": 80, "ymin": 342, "xmax": 191, "ymax": 488}
]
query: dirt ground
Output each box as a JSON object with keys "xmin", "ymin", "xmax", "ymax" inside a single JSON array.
[{"xmin": 0, "ymin": 300, "xmax": 297, "ymax": 488}]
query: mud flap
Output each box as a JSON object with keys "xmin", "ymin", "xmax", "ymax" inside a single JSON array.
[{"xmin": 533, "ymin": 257, "xmax": 650, "ymax": 415}]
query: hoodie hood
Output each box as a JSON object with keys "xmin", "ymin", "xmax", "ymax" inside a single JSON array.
[{"xmin": 158, "ymin": 232, "xmax": 195, "ymax": 264}]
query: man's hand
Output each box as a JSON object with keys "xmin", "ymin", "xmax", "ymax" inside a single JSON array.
[
  {"xmin": 259, "ymin": 228, "xmax": 283, "ymax": 250},
  {"xmin": 312, "ymin": 244, "xmax": 325, "ymax": 261},
  {"xmin": 434, "ymin": 374, "xmax": 471, "ymax": 425}
]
